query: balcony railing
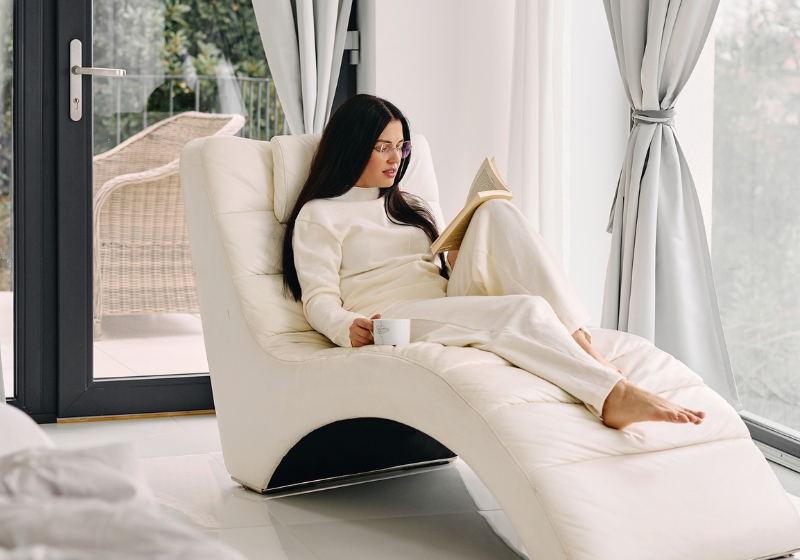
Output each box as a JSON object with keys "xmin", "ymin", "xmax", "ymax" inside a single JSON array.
[{"xmin": 96, "ymin": 74, "xmax": 288, "ymax": 147}]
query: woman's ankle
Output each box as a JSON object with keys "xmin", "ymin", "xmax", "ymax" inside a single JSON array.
[{"xmin": 572, "ymin": 329, "xmax": 624, "ymax": 376}]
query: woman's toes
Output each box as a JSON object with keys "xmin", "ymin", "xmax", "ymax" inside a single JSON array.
[
  {"xmin": 684, "ymin": 409, "xmax": 704, "ymax": 424},
  {"xmin": 670, "ymin": 407, "xmax": 704, "ymax": 424}
]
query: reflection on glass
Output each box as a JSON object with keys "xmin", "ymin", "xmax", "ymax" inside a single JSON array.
[
  {"xmin": 91, "ymin": 0, "xmax": 286, "ymax": 378},
  {"xmin": 713, "ymin": 0, "xmax": 800, "ymax": 430},
  {"xmin": 0, "ymin": 0, "xmax": 12, "ymax": 399}
]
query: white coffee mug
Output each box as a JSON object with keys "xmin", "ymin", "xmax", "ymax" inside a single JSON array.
[{"xmin": 372, "ymin": 318, "xmax": 411, "ymax": 346}]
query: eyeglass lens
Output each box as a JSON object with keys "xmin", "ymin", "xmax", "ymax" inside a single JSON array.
[{"xmin": 377, "ymin": 142, "xmax": 412, "ymax": 159}]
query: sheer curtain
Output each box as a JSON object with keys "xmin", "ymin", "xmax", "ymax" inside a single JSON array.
[
  {"xmin": 507, "ymin": 0, "xmax": 570, "ymax": 263},
  {"xmin": 601, "ymin": 0, "xmax": 740, "ymax": 407},
  {"xmin": 252, "ymin": 0, "xmax": 353, "ymax": 134}
]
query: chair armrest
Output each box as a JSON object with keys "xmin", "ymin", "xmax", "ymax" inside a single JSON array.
[{"xmin": 92, "ymin": 159, "xmax": 181, "ymax": 215}]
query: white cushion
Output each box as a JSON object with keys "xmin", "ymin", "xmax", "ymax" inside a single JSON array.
[{"xmin": 271, "ymin": 133, "xmax": 321, "ymax": 223}]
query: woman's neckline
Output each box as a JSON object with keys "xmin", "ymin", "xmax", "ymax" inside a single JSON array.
[{"xmin": 336, "ymin": 187, "xmax": 382, "ymax": 202}]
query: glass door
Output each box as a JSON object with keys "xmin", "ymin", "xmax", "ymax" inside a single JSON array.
[
  {"xmin": 55, "ymin": 0, "xmax": 287, "ymax": 417},
  {"xmin": 0, "ymin": 0, "xmax": 12, "ymax": 402}
]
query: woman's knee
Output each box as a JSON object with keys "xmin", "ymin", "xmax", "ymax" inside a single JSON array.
[
  {"xmin": 506, "ymin": 294, "xmax": 557, "ymax": 317},
  {"xmin": 473, "ymin": 198, "xmax": 519, "ymax": 225}
]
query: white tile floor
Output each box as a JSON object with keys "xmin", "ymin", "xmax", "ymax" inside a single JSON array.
[
  {"xmin": 39, "ymin": 414, "xmax": 800, "ymax": 560},
  {"xmin": 40, "ymin": 414, "xmax": 528, "ymax": 559}
]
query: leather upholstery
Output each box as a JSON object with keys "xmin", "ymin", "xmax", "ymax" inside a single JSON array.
[{"xmin": 181, "ymin": 132, "xmax": 800, "ymax": 560}]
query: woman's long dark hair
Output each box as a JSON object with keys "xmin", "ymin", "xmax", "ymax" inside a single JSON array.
[{"xmin": 282, "ymin": 94, "xmax": 449, "ymax": 301}]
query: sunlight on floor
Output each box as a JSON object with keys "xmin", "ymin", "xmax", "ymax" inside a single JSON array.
[{"xmin": 94, "ymin": 313, "xmax": 208, "ymax": 377}]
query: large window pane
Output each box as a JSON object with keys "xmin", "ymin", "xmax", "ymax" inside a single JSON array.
[
  {"xmin": 91, "ymin": 0, "xmax": 286, "ymax": 378},
  {"xmin": 713, "ymin": 0, "xmax": 800, "ymax": 429}
]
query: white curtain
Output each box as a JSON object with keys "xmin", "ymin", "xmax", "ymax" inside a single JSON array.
[
  {"xmin": 507, "ymin": 0, "xmax": 569, "ymax": 264},
  {"xmin": 92, "ymin": 0, "xmax": 165, "ymax": 117},
  {"xmin": 252, "ymin": 0, "xmax": 353, "ymax": 135},
  {"xmin": 214, "ymin": 57, "xmax": 247, "ymax": 118},
  {"xmin": 601, "ymin": 0, "xmax": 741, "ymax": 407}
]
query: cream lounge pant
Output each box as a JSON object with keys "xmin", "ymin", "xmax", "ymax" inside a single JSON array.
[{"xmin": 383, "ymin": 199, "xmax": 624, "ymax": 418}]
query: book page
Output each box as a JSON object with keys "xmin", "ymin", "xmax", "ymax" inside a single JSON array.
[
  {"xmin": 466, "ymin": 159, "xmax": 495, "ymax": 202},
  {"xmin": 488, "ymin": 157, "xmax": 508, "ymax": 190},
  {"xmin": 466, "ymin": 157, "xmax": 509, "ymax": 204}
]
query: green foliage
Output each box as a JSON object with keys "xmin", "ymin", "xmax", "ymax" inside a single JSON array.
[
  {"xmin": 0, "ymin": 0, "xmax": 13, "ymax": 290},
  {"xmin": 712, "ymin": 0, "xmax": 800, "ymax": 429},
  {"xmin": 93, "ymin": 0, "xmax": 278, "ymax": 154},
  {"xmin": 164, "ymin": 0, "xmax": 268, "ymax": 79}
]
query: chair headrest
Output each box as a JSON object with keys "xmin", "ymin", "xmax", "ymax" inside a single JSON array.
[{"xmin": 271, "ymin": 132, "xmax": 441, "ymax": 224}]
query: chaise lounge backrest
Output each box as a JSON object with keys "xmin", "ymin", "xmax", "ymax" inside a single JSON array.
[{"xmin": 190, "ymin": 132, "xmax": 444, "ymax": 357}]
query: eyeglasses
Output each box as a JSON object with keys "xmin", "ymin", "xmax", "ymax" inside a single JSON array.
[{"xmin": 373, "ymin": 141, "xmax": 412, "ymax": 159}]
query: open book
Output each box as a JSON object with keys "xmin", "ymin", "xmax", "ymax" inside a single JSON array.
[{"xmin": 430, "ymin": 157, "xmax": 513, "ymax": 255}]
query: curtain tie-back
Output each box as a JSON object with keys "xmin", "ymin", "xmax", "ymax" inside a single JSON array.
[
  {"xmin": 606, "ymin": 107, "xmax": 677, "ymax": 233},
  {"xmin": 632, "ymin": 108, "xmax": 676, "ymax": 126}
]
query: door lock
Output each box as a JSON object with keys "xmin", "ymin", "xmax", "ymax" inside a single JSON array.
[{"xmin": 69, "ymin": 39, "xmax": 126, "ymax": 122}]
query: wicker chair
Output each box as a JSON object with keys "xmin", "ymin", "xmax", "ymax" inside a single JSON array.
[{"xmin": 93, "ymin": 111, "xmax": 245, "ymax": 338}]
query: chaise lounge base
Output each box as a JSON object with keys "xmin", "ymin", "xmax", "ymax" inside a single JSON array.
[
  {"xmin": 238, "ymin": 416, "xmax": 456, "ymax": 493},
  {"xmin": 180, "ymin": 133, "xmax": 800, "ymax": 560}
]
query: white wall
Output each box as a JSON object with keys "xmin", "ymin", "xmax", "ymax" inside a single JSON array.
[
  {"xmin": 360, "ymin": 0, "xmax": 516, "ymax": 222},
  {"xmin": 568, "ymin": 1, "xmax": 629, "ymax": 324}
]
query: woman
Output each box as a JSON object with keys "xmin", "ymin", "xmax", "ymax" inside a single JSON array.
[{"xmin": 282, "ymin": 94, "xmax": 705, "ymax": 430}]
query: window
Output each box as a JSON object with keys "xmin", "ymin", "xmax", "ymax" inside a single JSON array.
[{"xmin": 713, "ymin": 0, "xmax": 800, "ymax": 434}]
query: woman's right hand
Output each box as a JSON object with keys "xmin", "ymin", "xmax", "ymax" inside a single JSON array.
[{"xmin": 350, "ymin": 314, "xmax": 381, "ymax": 347}]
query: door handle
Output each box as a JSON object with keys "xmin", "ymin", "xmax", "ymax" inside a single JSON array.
[
  {"xmin": 71, "ymin": 67, "xmax": 126, "ymax": 77},
  {"xmin": 69, "ymin": 39, "xmax": 127, "ymax": 122}
]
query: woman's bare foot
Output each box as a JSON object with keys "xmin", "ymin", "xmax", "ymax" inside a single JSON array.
[
  {"xmin": 601, "ymin": 380, "xmax": 706, "ymax": 430},
  {"xmin": 571, "ymin": 329, "xmax": 626, "ymax": 377}
]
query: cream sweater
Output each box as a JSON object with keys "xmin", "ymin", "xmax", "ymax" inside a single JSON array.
[{"xmin": 293, "ymin": 187, "xmax": 448, "ymax": 347}]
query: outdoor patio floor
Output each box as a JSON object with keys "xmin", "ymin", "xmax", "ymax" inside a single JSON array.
[{"xmin": 1, "ymin": 291, "xmax": 209, "ymax": 398}]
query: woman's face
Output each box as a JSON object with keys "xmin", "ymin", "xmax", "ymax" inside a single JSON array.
[{"xmin": 354, "ymin": 119, "xmax": 404, "ymax": 188}]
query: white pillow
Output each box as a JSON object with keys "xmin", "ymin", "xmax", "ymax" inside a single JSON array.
[{"xmin": 270, "ymin": 133, "xmax": 322, "ymax": 223}]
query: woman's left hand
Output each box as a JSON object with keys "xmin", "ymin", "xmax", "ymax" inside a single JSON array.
[{"xmin": 447, "ymin": 249, "xmax": 459, "ymax": 269}]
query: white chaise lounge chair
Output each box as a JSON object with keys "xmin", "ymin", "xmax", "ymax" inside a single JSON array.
[{"xmin": 180, "ymin": 132, "xmax": 800, "ymax": 560}]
